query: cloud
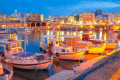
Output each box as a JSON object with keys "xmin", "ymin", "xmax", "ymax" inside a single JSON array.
[
  {"xmin": 45, "ymin": 1, "xmax": 120, "ymax": 15},
  {"xmin": 71, "ymin": 1, "xmax": 120, "ymax": 10}
]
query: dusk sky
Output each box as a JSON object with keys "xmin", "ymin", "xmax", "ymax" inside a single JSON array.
[{"xmin": 1, "ymin": 0, "xmax": 120, "ymax": 17}]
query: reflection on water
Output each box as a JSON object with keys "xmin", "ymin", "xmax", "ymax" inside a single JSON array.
[{"xmin": 0, "ymin": 30, "xmax": 119, "ymax": 80}]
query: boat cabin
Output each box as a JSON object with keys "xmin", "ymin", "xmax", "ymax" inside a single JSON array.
[
  {"xmin": 52, "ymin": 46, "xmax": 74, "ymax": 54},
  {"xmin": 81, "ymin": 33, "xmax": 94, "ymax": 41},
  {"xmin": 0, "ymin": 39, "xmax": 26, "ymax": 59},
  {"xmin": 66, "ymin": 36, "xmax": 93, "ymax": 48},
  {"xmin": 49, "ymin": 38, "xmax": 62, "ymax": 47}
]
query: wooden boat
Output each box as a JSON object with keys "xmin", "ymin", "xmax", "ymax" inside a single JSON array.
[
  {"xmin": 40, "ymin": 35, "xmax": 86, "ymax": 61},
  {"xmin": 105, "ymin": 40, "xmax": 117, "ymax": 49},
  {"xmin": 87, "ymin": 43, "xmax": 106, "ymax": 54},
  {"xmin": 57, "ymin": 52, "xmax": 85, "ymax": 60},
  {"xmin": 0, "ymin": 39, "xmax": 53, "ymax": 70}
]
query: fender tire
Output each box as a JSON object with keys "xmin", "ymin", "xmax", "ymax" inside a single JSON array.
[{"xmin": 56, "ymin": 53, "xmax": 60, "ymax": 57}]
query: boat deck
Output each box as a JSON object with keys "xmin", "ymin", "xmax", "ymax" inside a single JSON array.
[{"xmin": 12, "ymin": 52, "xmax": 35, "ymax": 58}]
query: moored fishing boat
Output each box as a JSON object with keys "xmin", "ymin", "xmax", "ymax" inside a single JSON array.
[
  {"xmin": 0, "ymin": 39, "xmax": 53, "ymax": 70},
  {"xmin": 79, "ymin": 32, "xmax": 117, "ymax": 50},
  {"xmin": 105, "ymin": 40, "xmax": 117, "ymax": 50},
  {"xmin": 40, "ymin": 35, "xmax": 87, "ymax": 61},
  {"xmin": 87, "ymin": 43, "xmax": 106, "ymax": 54}
]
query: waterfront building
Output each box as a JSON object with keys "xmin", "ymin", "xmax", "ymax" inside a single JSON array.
[
  {"xmin": 10, "ymin": 11, "xmax": 24, "ymax": 18},
  {"xmin": 51, "ymin": 16, "xmax": 65, "ymax": 22},
  {"xmin": 0, "ymin": 13, "xmax": 7, "ymax": 22},
  {"xmin": 27, "ymin": 14, "xmax": 44, "ymax": 22},
  {"xmin": 7, "ymin": 17, "xmax": 23, "ymax": 22},
  {"xmin": 114, "ymin": 13, "xmax": 120, "ymax": 24},
  {"xmin": 102, "ymin": 13, "xmax": 114, "ymax": 24},
  {"xmin": 79, "ymin": 12, "xmax": 95, "ymax": 25},
  {"xmin": 66, "ymin": 16, "xmax": 75, "ymax": 24}
]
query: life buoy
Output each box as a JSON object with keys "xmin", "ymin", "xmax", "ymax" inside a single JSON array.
[{"xmin": 56, "ymin": 53, "xmax": 60, "ymax": 57}]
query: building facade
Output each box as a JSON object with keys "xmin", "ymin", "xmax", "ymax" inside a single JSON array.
[
  {"xmin": 102, "ymin": 13, "xmax": 114, "ymax": 24},
  {"xmin": 0, "ymin": 13, "xmax": 7, "ymax": 22},
  {"xmin": 10, "ymin": 12, "xmax": 24, "ymax": 18},
  {"xmin": 27, "ymin": 14, "xmax": 44, "ymax": 22},
  {"xmin": 79, "ymin": 12, "xmax": 95, "ymax": 25},
  {"xmin": 66, "ymin": 16, "xmax": 75, "ymax": 23},
  {"xmin": 114, "ymin": 13, "xmax": 120, "ymax": 24}
]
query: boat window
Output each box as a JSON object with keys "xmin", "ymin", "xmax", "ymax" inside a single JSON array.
[
  {"xmin": 12, "ymin": 43, "xmax": 16, "ymax": 48},
  {"xmin": 17, "ymin": 43, "xmax": 21, "ymax": 47},
  {"xmin": 62, "ymin": 49, "xmax": 65, "ymax": 52}
]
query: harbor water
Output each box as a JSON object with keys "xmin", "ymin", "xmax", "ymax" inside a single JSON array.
[{"xmin": 0, "ymin": 30, "xmax": 119, "ymax": 80}]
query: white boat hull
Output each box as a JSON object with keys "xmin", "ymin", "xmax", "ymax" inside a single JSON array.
[
  {"xmin": 57, "ymin": 52, "xmax": 85, "ymax": 61},
  {"xmin": 5, "ymin": 58, "xmax": 53, "ymax": 70},
  {"xmin": 12, "ymin": 61, "xmax": 52, "ymax": 70},
  {"xmin": 0, "ymin": 31, "xmax": 7, "ymax": 34}
]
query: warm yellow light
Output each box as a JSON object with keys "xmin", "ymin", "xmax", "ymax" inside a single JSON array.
[
  {"xmin": 48, "ymin": 26, "xmax": 50, "ymax": 29},
  {"xmin": 47, "ymin": 30, "xmax": 50, "ymax": 35},
  {"xmin": 60, "ymin": 20, "xmax": 64, "ymax": 24},
  {"xmin": 112, "ymin": 25, "xmax": 119, "ymax": 30},
  {"xmin": 99, "ymin": 30, "xmax": 102, "ymax": 40},
  {"xmin": 89, "ymin": 25, "xmax": 93, "ymax": 28},
  {"xmin": 104, "ymin": 32, "xmax": 107, "ymax": 41},
  {"xmin": 89, "ymin": 31, "xmax": 92, "ymax": 33},
  {"xmin": 80, "ymin": 25, "xmax": 83, "ymax": 28},
  {"xmin": 57, "ymin": 26, "xmax": 60, "ymax": 28}
]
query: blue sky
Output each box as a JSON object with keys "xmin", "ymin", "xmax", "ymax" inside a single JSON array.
[{"xmin": 1, "ymin": 0, "xmax": 120, "ymax": 17}]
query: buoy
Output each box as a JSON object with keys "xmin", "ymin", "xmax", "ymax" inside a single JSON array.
[{"xmin": 56, "ymin": 53, "xmax": 60, "ymax": 57}]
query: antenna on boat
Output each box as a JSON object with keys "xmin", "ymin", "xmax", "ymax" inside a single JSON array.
[{"xmin": 24, "ymin": 12, "xmax": 27, "ymax": 53}]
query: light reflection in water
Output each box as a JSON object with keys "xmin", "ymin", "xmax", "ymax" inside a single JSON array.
[
  {"xmin": 99, "ymin": 30, "xmax": 102, "ymax": 40},
  {"xmin": 89, "ymin": 31, "xmax": 92, "ymax": 33},
  {"xmin": 104, "ymin": 32, "xmax": 107, "ymax": 41},
  {"xmin": 73, "ymin": 32, "xmax": 76, "ymax": 36},
  {"xmin": 79, "ymin": 31, "xmax": 83, "ymax": 39},
  {"xmin": 118, "ymin": 41, "xmax": 120, "ymax": 47},
  {"xmin": 67, "ymin": 31, "xmax": 69, "ymax": 35}
]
